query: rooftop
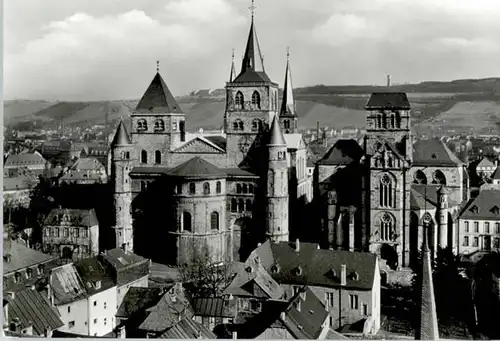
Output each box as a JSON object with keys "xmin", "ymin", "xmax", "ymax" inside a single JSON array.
[
  {"xmin": 192, "ymin": 297, "xmax": 237, "ymax": 318},
  {"xmin": 111, "ymin": 120, "xmax": 131, "ymax": 146},
  {"xmin": 5, "ymin": 152, "xmax": 46, "ymax": 167},
  {"xmin": 70, "ymin": 157, "xmax": 105, "ymax": 171},
  {"xmin": 412, "ymin": 139, "xmax": 463, "ymax": 167},
  {"xmin": 136, "ymin": 72, "xmax": 183, "ymax": 113},
  {"xmin": 74, "ymin": 257, "xmax": 115, "ymax": 295},
  {"xmin": 49, "ymin": 263, "xmax": 87, "ymax": 305},
  {"xmin": 102, "ymin": 248, "xmax": 149, "ymax": 271},
  {"xmin": 3, "ymin": 239, "xmax": 56, "ymax": 274},
  {"xmin": 460, "ymin": 190, "xmax": 500, "ymax": 221},
  {"xmin": 116, "ymin": 287, "xmax": 164, "ymax": 319},
  {"xmin": 167, "ymin": 156, "xmax": 226, "ymax": 180},
  {"xmin": 365, "ymin": 92, "xmax": 410, "ymax": 110},
  {"xmin": 318, "ymin": 139, "xmax": 364, "ymax": 166},
  {"xmin": 44, "ymin": 208, "xmax": 99, "ymax": 227},
  {"xmin": 158, "ymin": 316, "xmax": 216, "ymax": 339}
]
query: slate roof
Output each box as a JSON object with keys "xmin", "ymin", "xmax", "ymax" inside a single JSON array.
[
  {"xmin": 70, "ymin": 157, "xmax": 105, "ymax": 171},
  {"xmin": 5, "ymin": 152, "xmax": 46, "ymax": 167},
  {"xmin": 158, "ymin": 317, "xmax": 216, "ymax": 339},
  {"xmin": 318, "ymin": 139, "xmax": 363, "ymax": 165},
  {"xmin": 191, "ymin": 297, "xmax": 237, "ymax": 318},
  {"xmin": 223, "ymin": 168, "xmax": 259, "ymax": 179},
  {"xmin": 204, "ymin": 135, "xmax": 227, "ymax": 151},
  {"xmin": 102, "ymin": 248, "xmax": 148, "ymax": 271},
  {"xmin": 365, "ymin": 92, "xmax": 410, "ymax": 110},
  {"xmin": 116, "ymin": 287, "xmax": 164, "ymax": 318},
  {"xmin": 50, "ymin": 263, "xmax": 87, "ymax": 305},
  {"xmin": 3, "ymin": 240, "xmax": 56, "ymax": 274},
  {"xmin": 101, "ymin": 248, "xmax": 150, "ymax": 286},
  {"xmin": 44, "ymin": 208, "xmax": 99, "ymax": 227},
  {"xmin": 233, "ymin": 69, "xmax": 272, "ymax": 83},
  {"xmin": 74, "ymin": 257, "xmax": 116, "ymax": 295},
  {"xmin": 412, "ymin": 139, "xmax": 463, "ymax": 166},
  {"xmin": 136, "ymin": 72, "xmax": 183, "ymax": 113},
  {"xmin": 251, "ymin": 241, "xmax": 377, "ymax": 290},
  {"xmin": 167, "ymin": 156, "xmax": 226, "ymax": 180},
  {"xmin": 460, "ymin": 190, "xmax": 500, "ymax": 221},
  {"xmin": 111, "ymin": 120, "xmax": 131, "ymax": 146},
  {"xmin": 7, "ymin": 289, "xmax": 64, "ymax": 336},
  {"xmin": 267, "ymin": 116, "xmax": 286, "ymax": 146}
]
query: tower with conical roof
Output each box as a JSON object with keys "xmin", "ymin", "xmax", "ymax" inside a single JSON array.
[
  {"xmin": 225, "ymin": 0, "xmax": 280, "ymax": 168},
  {"xmin": 415, "ymin": 225, "xmax": 439, "ymax": 340},
  {"xmin": 132, "ymin": 63, "xmax": 186, "ymax": 167},
  {"xmin": 265, "ymin": 116, "xmax": 289, "ymax": 242},
  {"xmin": 279, "ymin": 48, "xmax": 298, "ymax": 134},
  {"xmin": 111, "ymin": 119, "xmax": 134, "ymax": 252}
]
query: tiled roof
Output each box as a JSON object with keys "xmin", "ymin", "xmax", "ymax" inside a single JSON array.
[
  {"xmin": 116, "ymin": 287, "xmax": 164, "ymax": 318},
  {"xmin": 74, "ymin": 257, "xmax": 116, "ymax": 295},
  {"xmin": 365, "ymin": 92, "xmax": 410, "ymax": 109},
  {"xmin": 233, "ymin": 69, "xmax": 271, "ymax": 83},
  {"xmin": 3, "ymin": 240, "xmax": 56, "ymax": 274},
  {"xmin": 167, "ymin": 156, "xmax": 225, "ymax": 180},
  {"xmin": 44, "ymin": 208, "xmax": 99, "ymax": 227},
  {"xmin": 412, "ymin": 139, "xmax": 463, "ymax": 166},
  {"xmin": 204, "ymin": 135, "xmax": 227, "ymax": 151},
  {"xmin": 318, "ymin": 139, "xmax": 363, "ymax": 165},
  {"xmin": 50, "ymin": 263, "xmax": 87, "ymax": 305},
  {"xmin": 111, "ymin": 120, "xmax": 131, "ymax": 146},
  {"xmin": 60, "ymin": 170, "xmax": 103, "ymax": 181},
  {"xmin": 460, "ymin": 190, "xmax": 500, "ymax": 221},
  {"xmin": 102, "ymin": 248, "xmax": 148, "ymax": 270},
  {"xmin": 251, "ymin": 241, "xmax": 377, "ymax": 290},
  {"xmin": 267, "ymin": 116, "xmax": 286, "ymax": 146},
  {"xmin": 192, "ymin": 297, "xmax": 237, "ymax": 318},
  {"xmin": 5, "ymin": 152, "xmax": 46, "ymax": 167},
  {"xmin": 136, "ymin": 72, "xmax": 183, "ymax": 113},
  {"xmin": 7, "ymin": 289, "xmax": 64, "ymax": 336},
  {"xmin": 159, "ymin": 317, "xmax": 216, "ymax": 339},
  {"xmin": 70, "ymin": 157, "xmax": 105, "ymax": 171}
]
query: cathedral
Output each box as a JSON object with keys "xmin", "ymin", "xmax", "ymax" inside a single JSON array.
[{"xmin": 110, "ymin": 11, "xmax": 311, "ymax": 265}]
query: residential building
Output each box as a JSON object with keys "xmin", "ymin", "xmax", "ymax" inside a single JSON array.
[
  {"xmin": 42, "ymin": 208, "xmax": 100, "ymax": 261},
  {"xmin": 477, "ymin": 157, "xmax": 497, "ymax": 178},
  {"xmin": 3, "ymin": 175, "xmax": 36, "ymax": 208},
  {"xmin": 66, "ymin": 157, "xmax": 107, "ymax": 181},
  {"xmin": 4, "ymin": 151, "xmax": 47, "ymax": 176},
  {"xmin": 458, "ymin": 189, "xmax": 500, "ymax": 254},
  {"xmin": 191, "ymin": 297, "xmax": 238, "ymax": 331}
]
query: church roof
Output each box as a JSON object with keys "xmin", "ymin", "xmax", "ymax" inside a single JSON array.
[
  {"xmin": 111, "ymin": 120, "xmax": 131, "ymax": 146},
  {"xmin": 280, "ymin": 53, "xmax": 296, "ymax": 117},
  {"xmin": 136, "ymin": 72, "xmax": 183, "ymax": 113},
  {"xmin": 365, "ymin": 92, "xmax": 410, "ymax": 110},
  {"xmin": 267, "ymin": 116, "xmax": 286, "ymax": 146},
  {"xmin": 167, "ymin": 156, "xmax": 226, "ymax": 180},
  {"xmin": 412, "ymin": 139, "xmax": 463, "ymax": 167},
  {"xmin": 317, "ymin": 139, "xmax": 363, "ymax": 165}
]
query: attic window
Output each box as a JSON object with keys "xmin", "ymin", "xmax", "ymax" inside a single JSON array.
[
  {"xmin": 470, "ymin": 205, "xmax": 479, "ymax": 214},
  {"xmin": 88, "ymin": 266, "xmax": 94, "ymax": 272},
  {"xmin": 491, "ymin": 206, "xmax": 499, "ymax": 215},
  {"xmin": 271, "ymin": 264, "xmax": 280, "ymax": 274},
  {"xmin": 245, "ymin": 266, "xmax": 253, "ymax": 273},
  {"xmin": 294, "ymin": 266, "xmax": 303, "ymax": 276},
  {"xmin": 95, "ymin": 281, "xmax": 101, "ymax": 290},
  {"xmin": 87, "ymin": 282, "xmax": 92, "ymax": 288},
  {"xmin": 431, "ymin": 153, "xmax": 437, "ymax": 159},
  {"xmin": 350, "ymin": 272, "xmax": 359, "ymax": 281}
]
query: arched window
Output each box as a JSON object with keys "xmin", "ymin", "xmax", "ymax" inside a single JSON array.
[
  {"xmin": 246, "ymin": 199, "xmax": 252, "ymax": 211},
  {"xmin": 251, "ymin": 91, "xmax": 261, "ymax": 109},
  {"xmin": 235, "ymin": 91, "xmax": 244, "ymax": 109},
  {"xmin": 238, "ymin": 199, "xmax": 245, "ymax": 212},
  {"xmin": 14, "ymin": 272, "xmax": 21, "ymax": 283},
  {"xmin": 252, "ymin": 119, "xmax": 263, "ymax": 132},
  {"xmin": 189, "ymin": 183, "xmax": 196, "ymax": 194},
  {"xmin": 154, "ymin": 119, "xmax": 165, "ymax": 131},
  {"xmin": 233, "ymin": 121, "xmax": 239, "ymax": 131},
  {"xmin": 210, "ymin": 211, "xmax": 219, "ymax": 230},
  {"xmin": 155, "ymin": 150, "xmax": 161, "ymax": 164},
  {"xmin": 432, "ymin": 170, "xmax": 447, "ymax": 185},
  {"xmin": 216, "ymin": 181, "xmax": 222, "ymax": 194},
  {"xmin": 380, "ymin": 213, "xmax": 395, "ymax": 241},
  {"xmin": 203, "ymin": 182, "xmax": 210, "ymax": 195},
  {"xmin": 137, "ymin": 119, "xmax": 148, "ymax": 131},
  {"xmin": 141, "ymin": 150, "xmax": 147, "ymax": 164},
  {"xmin": 231, "ymin": 198, "xmax": 237, "ymax": 212},
  {"xmin": 379, "ymin": 174, "xmax": 393, "ymax": 208},
  {"xmin": 183, "ymin": 212, "xmax": 192, "ymax": 232},
  {"xmin": 242, "ymin": 184, "xmax": 248, "ymax": 194},
  {"xmin": 140, "ymin": 181, "xmax": 146, "ymax": 191},
  {"xmin": 413, "ymin": 170, "xmax": 427, "ymax": 184},
  {"xmin": 233, "ymin": 119, "xmax": 244, "ymax": 131},
  {"xmin": 249, "ymin": 184, "xmax": 254, "ymax": 193},
  {"xmin": 237, "ymin": 184, "xmax": 242, "ymax": 193}
]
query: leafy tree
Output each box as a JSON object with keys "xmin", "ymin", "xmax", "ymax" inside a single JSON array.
[{"xmin": 27, "ymin": 175, "xmax": 59, "ymax": 245}]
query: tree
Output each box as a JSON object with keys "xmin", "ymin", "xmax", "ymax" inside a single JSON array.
[
  {"xmin": 27, "ymin": 175, "xmax": 59, "ymax": 246},
  {"xmin": 178, "ymin": 246, "xmax": 236, "ymax": 298}
]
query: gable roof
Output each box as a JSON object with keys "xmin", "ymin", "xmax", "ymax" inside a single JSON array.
[
  {"xmin": 3, "ymin": 240, "xmax": 56, "ymax": 274},
  {"xmin": 318, "ymin": 139, "xmax": 363, "ymax": 165},
  {"xmin": 191, "ymin": 297, "xmax": 237, "ymax": 318},
  {"xmin": 73, "ymin": 257, "xmax": 115, "ymax": 295},
  {"xmin": 116, "ymin": 287, "xmax": 164, "ymax": 318},
  {"xmin": 477, "ymin": 157, "xmax": 496, "ymax": 169},
  {"xmin": 250, "ymin": 241, "xmax": 377, "ymax": 290},
  {"xmin": 167, "ymin": 156, "xmax": 226, "ymax": 180},
  {"xmin": 7, "ymin": 289, "xmax": 64, "ymax": 336},
  {"xmin": 50, "ymin": 263, "xmax": 88, "ymax": 305},
  {"xmin": 111, "ymin": 120, "xmax": 131, "ymax": 146},
  {"xmin": 412, "ymin": 139, "xmax": 463, "ymax": 167},
  {"xmin": 136, "ymin": 72, "xmax": 183, "ymax": 113},
  {"xmin": 460, "ymin": 190, "xmax": 500, "ymax": 221},
  {"xmin": 283, "ymin": 134, "xmax": 304, "ymax": 150},
  {"xmin": 159, "ymin": 316, "xmax": 216, "ymax": 339},
  {"xmin": 102, "ymin": 248, "xmax": 148, "ymax": 271},
  {"xmin": 44, "ymin": 208, "xmax": 99, "ymax": 227},
  {"xmin": 365, "ymin": 92, "xmax": 410, "ymax": 110},
  {"xmin": 5, "ymin": 152, "xmax": 46, "ymax": 167},
  {"xmin": 70, "ymin": 157, "xmax": 105, "ymax": 171}
]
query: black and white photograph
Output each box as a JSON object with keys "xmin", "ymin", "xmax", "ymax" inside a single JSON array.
[{"xmin": 3, "ymin": 0, "xmax": 500, "ymax": 339}]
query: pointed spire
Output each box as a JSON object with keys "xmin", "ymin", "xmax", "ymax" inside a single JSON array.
[
  {"xmin": 416, "ymin": 224, "xmax": 439, "ymax": 340},
  {"xmin": 280, "ymin": 47, "xmax": 296, "ymax": 117},
  {"xmin": 268, "ymin": 116, "xmax": 286, "ymax": 146},
  {"xmin": 111, "ymin": 119, "xmax": 131, "ymax": 146},
  {"xmin": 240, "ymin": 0, "xmax": 265, "ymax": 74},
  {"xmin": 136, "ymin": 71, "xmax": 183, "ymax": 113},
  {"xmin": 229, "ymin": 49, "xmax": 236, "ymax": 82}
]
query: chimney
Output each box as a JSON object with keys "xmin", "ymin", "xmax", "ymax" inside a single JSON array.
[
  {"xmin": 43, "ymin": 327, "xmax": 53, "ymax": 338},
  {"xmin": 295, "ymin": 239, "xmax": 300, "ymax": 252},
  {"xmin": 232, "ymin": 331, "xmax": 238, "ymax": 339},
  {"xmin": 117, "ymin": 325, "xmax": 126, "ymax": 339},
  {"xmin": 340, "ymin": 265, "xmax": 347, "ymax": 286}
]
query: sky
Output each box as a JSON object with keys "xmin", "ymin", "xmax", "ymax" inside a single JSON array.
[{"xmin": 5, "ymin": 0, "xmax": 500, "ymax": 101}]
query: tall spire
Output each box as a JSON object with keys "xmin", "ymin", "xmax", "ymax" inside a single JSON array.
[
  {"xmin": 268, "ymin": 115, "xmax": 286, "ymax": 146},
  {"xmin": 111, "ymin": 119, "xmax": 131, "ymax": 146},
  {"xmin": 240, "ymin": 0, "xmax": 265, "ymax": 74},
  {"xmin": 229, "ymin": 49, "xmax": 236, "ymax": 82},
  {"xmin": 415, "ymin": 224, "xmax": 439, "ymax": 340},
  {"xmin": 280, "ymin": 47, "xmax": 296, "ymax": 117}
]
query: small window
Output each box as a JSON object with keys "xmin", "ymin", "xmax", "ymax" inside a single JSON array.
[
  {"xmin": 203, "ymin": 182, "xmax": 210, "ymax": 195},
  {"xmin": 26, "ymin": 268, "xmax": 33, "ymax": 279},
  {"xmin": 69, "ymin": 321, "xmax": 75, "ymax": 328},
  {"xmin": 141, "ymin": 150, "xmax": 148, "ymax": 164},
  {"xmin": 93, "ymin": 318, "xmax": 98, "ymax": 324},
  {"xmin": 465, "ymin": 221, "xmax": 469, "ymax": 232},
  {"xmin": 216, "ymin": 181, "xmax": 222, "ymax": 194},
  {"xmin": 485, "ymin": 222, "xmax": 490, "ymax": 234},
  {"xmin": 141, "ymin": 181, "xmax": 147, "ymax": 191},
  {"xmin": 104, "ymin": 302, "xmax": 107, "ymax": 309},
  {"xmin": 14, "ymin": 272, "xmax": 21, "ymax": 283},
  {"xmin": 104, "ymin": 318, "xmax": 107, "ymax": 325},
  {"xmin": 54, "ymin": 228, "xmax": 59, "ymax": 237},
  {"xmin": 173, "ymin": 121, "xmax": 178, "ymax": 131},
  {"xmin": 237, "ymin": 184, "xmax": 242, "ymax": 193},
  {"xmin": 45, "ymin": 228, "xmax": 51, "ymax": 237},
  {"xmin": 231, "ymin": 198, "xmax": 237, "ymax": 212},
  {"xmin": 474, "ymin": 221, "xmax": 479, "ymax": 233},
  {"xmin": 235, "ymin": 91, "xmax": 244, "ymax": 109},
  {"xmin": 238, "ymin": 199, "xmax": 245, "ymax": 212},
  {"xmin": 82, "ymin": 228, "xmax": 88, "ymax": 238},
  {"xmin": 496, "ymin": 222, "xmax": 500, "ymax": 234},
  {"xmin": 183, "ymin": 212, "xmax": 192, "ymax": 232},
  {"xmin": 155, "ymin": 150, "xmax": 161, "ymax": 164},
  {"xmin": 189, "ymin": 183, "xmax": 196, "ymax": 194},
  {"xmin": 37, "ymin": 264, "xmax": 44, "ymax": 275},
  {"xmin": 94, "ymin": 301, "xmax": 97, "ymax": 306},
  {"xmin": 246, "ymin": 199, "xmax": 252, "ymax": 211},
  {"xmin": 473, "ymin": 237, "xmax": 479, "ymax": 247},
  {"xmin": 68, "ymin": 306, "xmax": 71, "ymax": 313},
  {"xmin": 176, "ymin": 183, "xmax": 183, "ymax": 194},
  {"xmin": 349, "ymin": 294, "xmax": 359, "ymax": 309},
  {"xmin": 242, "ymin": 184, "xmax": 248, "ymax": 194}
]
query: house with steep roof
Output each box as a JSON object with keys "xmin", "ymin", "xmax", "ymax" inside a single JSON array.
[
  {"xmin": 458, "ymin": 190, "xmax": 500, "ymax": 254},
  {"xmin": 244, "ymin": 240, "xmax": 381, "ymax": 335},
  {"xmin": 42, "ymin": 208, "xmax": 100, "ymax": 261},
  {"xmin": 477, "ymin": 157, "xmax": 498, "ymax": 178}
]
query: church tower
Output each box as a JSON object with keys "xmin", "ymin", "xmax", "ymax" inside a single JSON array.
[
  {"xmin": 131, "ymin": 63, "xmax": 186, "ymax": 167},
  {"xmin": 279, "ymin": 48, "xmax": 298, "ymax": 134},
  {"xmin": 265, "ymin": 116, "xmax": 289, "ymax": 242},
  {"xmin": 111, "ymin": 120, "xmax": 134, "ymax": 252},
  {"xmin": 363, "ymin": 92, "xmax": 413, "ymax": 268},
  {"xmin": 225, "ymin": 0, "xmax": 280, "ymax": 168}
]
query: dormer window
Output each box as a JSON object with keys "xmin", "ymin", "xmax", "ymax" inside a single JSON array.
[
  {"xmin": 37, "ymin": 264, "xmax": 44, "ymax": 275},
  {"xmin": 95, "ymin": 280, "xmax": 101, "ymax": 290},
  {"xmin": 470, "ymin": 205, "xmax": 479, "ymax": 214},
  {"xmin": 350, "ymin": 271, "xmax": 359, "ymax": 281},
  {"xmin": 294, "ymin": 266, "xmax": 303, "ymax": 276},
  {"xmin": 26, "ymin": 268, "xmax": 33, "ymax": 279},
  {"xmin": 154, "ymin": 119, "xmax": 165, "ymax": 132},
  {"xmin": 137, "ymin": 119, "xmax": 148, "ymax": 131},
  {"xmin": 14, "ymin": 272, "xmax": 21, "ymax": 283},
  {"xmin": 491, "ymin": 206, "xmax": 499, "ymax": 215},
  {"xmin": 271, "ymin": 264, "xmax": 280, "ymax": 274}
]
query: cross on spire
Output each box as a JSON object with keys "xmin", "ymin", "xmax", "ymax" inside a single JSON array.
[
  {"xmin": 156, "ymin": 60, "xmax": 160, "ymax": 73},
  {"xmin": 249, "ymin": 0, "xmax": 256, "ymax": 20}
]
